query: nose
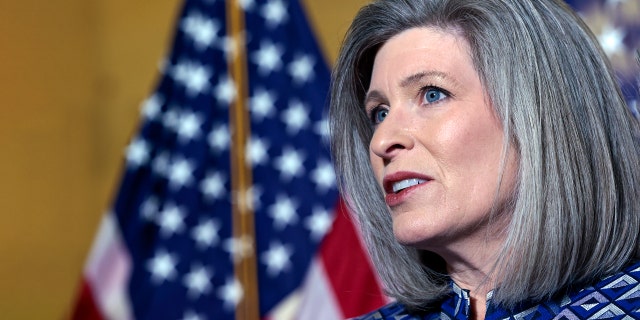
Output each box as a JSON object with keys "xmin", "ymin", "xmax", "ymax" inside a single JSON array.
[{"xmin": 369, "ymin": 107, "xmax": 414, "ymax": 161}]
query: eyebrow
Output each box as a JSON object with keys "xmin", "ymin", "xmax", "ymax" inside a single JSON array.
[
  {"xmin": 400, "ymin": 70, "xmax": 452, "ymax": 88},
  {"xmin": 364, "ymin": 70, "xmax": 455, "ymax": 108}
]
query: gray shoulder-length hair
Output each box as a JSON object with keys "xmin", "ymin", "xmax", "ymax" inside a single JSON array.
[{"xmin": 329, "ymin": 0, "xmax": 640, "ymax": 310}]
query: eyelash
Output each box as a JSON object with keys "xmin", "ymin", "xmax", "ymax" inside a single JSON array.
[{"xmin": 367, "ymin": 85, "xmax": 451, "ymax": 125}]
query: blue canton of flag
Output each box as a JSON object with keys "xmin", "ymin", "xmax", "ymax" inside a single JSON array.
[
  {"xmin": 79, "ymin": 0, "xmax": 340, "ymax": 319},
  {"xmin": 566, "ymin": 0, "xmax": 640, "ymax": 116}
]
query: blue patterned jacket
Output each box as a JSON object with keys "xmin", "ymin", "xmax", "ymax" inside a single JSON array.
[{"xmin": 355, "ymin": 261, "xmax": 640, "ymax": 319}]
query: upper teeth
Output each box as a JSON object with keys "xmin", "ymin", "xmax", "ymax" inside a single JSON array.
[{"xmin": 392, "ymin": 179, "xmax": 427, "ymax": 193}]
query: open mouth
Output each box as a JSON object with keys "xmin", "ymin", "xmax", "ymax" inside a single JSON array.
[{"xmin": 392, "ymin": 178, "xmax": 428, "ymax": 193}]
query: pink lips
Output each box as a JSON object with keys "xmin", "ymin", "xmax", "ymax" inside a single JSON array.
[{"xmin": 382, "ymin": 171, "xmax": 433, "ymax": 207}]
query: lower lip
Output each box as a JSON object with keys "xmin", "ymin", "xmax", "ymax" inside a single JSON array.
[{"xmin": 385, "ymin": 181, "xmax": 430, "ymax": 207}]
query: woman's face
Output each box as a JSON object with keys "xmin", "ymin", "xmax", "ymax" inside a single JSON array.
[{"xmin": 366, "ymin": 27, "xmax": 518, "ymax": 254}]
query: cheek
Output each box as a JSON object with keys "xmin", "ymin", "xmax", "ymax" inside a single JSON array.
[{"xmin": 369, "ymin": 150, "xmax": 384, "ymax": 183}]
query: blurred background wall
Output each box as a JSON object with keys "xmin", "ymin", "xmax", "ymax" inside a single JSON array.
[{"xmin": 0, "ymin": 0, "xmax": 366, "ymax": 318}]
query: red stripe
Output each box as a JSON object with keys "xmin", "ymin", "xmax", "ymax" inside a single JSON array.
[
  {"xmin": 320, "ymin": 199, "xmax": 386, "ymax": 318},
  {"xmin": 69, "ymin": 279, "xmax": 104, "ymax": 320}
]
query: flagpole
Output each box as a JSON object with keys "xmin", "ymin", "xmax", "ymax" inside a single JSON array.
[{"xmin": 226, "ymin": 0, "xmax": 260, "ymax": 319}]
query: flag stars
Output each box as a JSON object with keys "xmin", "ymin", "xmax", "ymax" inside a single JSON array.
[
  {"xmin": 249, "ymin": 88, "xmax": 277, "ymax": 121},
  {"xmin": 168, "ymin": 157, "xmax": 195, "ymax": 189},
  {"xmin": 200, "ymin": 171, "xmax": 227, "ymax": 201},
  {"xmin": 177, "ymin": 111, "xmax": 203, "ymax": 142},
  {"xmin": 183, "ymin": 264, "xmax": 213, "ymax": 298},
  {"xmin": 252, "ymin": 41, "xmax": 284, "ymax": 75},
  {"xmin": 192, "ymin": 219, "xmax": 221, "ymax": 249},
  {"xmin": 141, "ymin": 94, "xmax": 163, "ymax": 120},
  {"xmin": 598, "ymin": 24, "xmax": 626, "ymax": 57},
  {"xmin": 152, "ymin": 152, "xmax": 171, "ymax": 177},
  {"xmin": 261, "ymin": 242, "xmax": 293, "ymax": 277},
  {"xmin": 181, "ymin": 12, "xmax": 220, "ymax": 50},
  {"xmin": 288, "ymin": 55, "xmax": 315, "ymax": 85},
  {"xmin": 140, "ymin": 196, "xmax": 160, "ymax": 221},
  {"xmin": 208, "ymin": 124, "xmax": 231, "ymax": 153},
  {"xmin": 237, "ymin": 0, "xmax": 255, "ymax": 11},
  {"xmin": 214, "ymin": 75, "xmax": 237, "ymax": 106},
  {"xmin": 147, "ymin": 250, "xmax": 178, "ymax": 284},
  {"xmin": 181, "ymin": 310, "xmax": 206, "ymax": 320},
  {"xmin": 269, "ymin": 195, "xmax": 299, "ymax": 230},
  {"xmin": 305, "ymin": 207, "xmax": 334, "ymax": 241},
  {"xmin": 125, "ymin": 138, "xmax": 151, "ymax": 168},
  {"xmin": 282, "ymin": 100, "xmax": 310, "ymax": 134},
  {"xmin": 158, "ymin": 203, "xmax": 187, "ymax": 236},
  {"xmin": 261, "ymin": 0, "xmax": 288, "ymax": 28},
  {"xmin": 224, "ymin": 235, "xmax": 255, "ymax": 263},
  {"xmin": 233, "ymin": 185, "xmax": 263, "ymax": 211},
  {"xmin": 162, "ymin": 107, "xmax": 181, "ymax": 131},
  {"xmin": 218, "ymin": 278, "xmax": 243, "ymax": 311},
  {"xmin": 274, "ymin": 147, "xmax": 306, "ymax": 181},
  {"xmin": 311, "ymin": 160, "xmax": 336, "ymax": 192},
  {"xmin": 172, "ymin": 61, "xmax": 211, "ymax": 96},
  {"xmin": 246, "ymin": 136, "xmax": 270, "ymax": 167}
]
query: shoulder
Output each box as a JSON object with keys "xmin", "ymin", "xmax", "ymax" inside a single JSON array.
[
  {"xmin": 349, "ymin": 302, "xmax": 422, "ymax": 320},
  {"xmin": 350, "ymin": 302, "xmax": 446, "ymax": 320},
  {"xmin": 549, "ymin": 261, "xmax": 640, "ymax": 318}
]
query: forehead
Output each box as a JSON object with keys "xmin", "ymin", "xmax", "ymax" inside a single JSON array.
[{"xmin": 370, "ymin": 27, "xmax": 474, "ymax": 84}]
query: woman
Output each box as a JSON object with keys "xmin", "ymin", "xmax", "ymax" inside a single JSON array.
[{"xmin": 329, "ymin": 0, "xmax": 640, "ymax": 319}]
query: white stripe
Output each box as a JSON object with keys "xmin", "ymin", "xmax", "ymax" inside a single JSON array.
[
  {"xmin": 84, "ymin": 213, "xmax": 134, "ymax": 320},
  {"xmin": 266, "ymin": 290, "xmax": 302, "ymax": 320},
  {"xmin": 294, "ymin": 258, "xmax": 342, "ymax": 320}
]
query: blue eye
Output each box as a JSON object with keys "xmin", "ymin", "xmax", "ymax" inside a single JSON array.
[
  {"xmin": 423, "ymin": 88, "xmax": 447, "ymax": 103},
  {"xmin": 371, "ymin": 107, "xmax": 388, "ymax": 124}
]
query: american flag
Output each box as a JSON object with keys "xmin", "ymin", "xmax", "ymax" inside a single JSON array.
[
  {"xmin": 71, "ymin": 0, "xmax": 386, "ymax": 319},
  {"xmin": 566, "ymin": 0, "xmax": 640, "ymax": 116},
  {"xmin": 71, "ymin": 0, "xmax": 639, "ymax": 319}
]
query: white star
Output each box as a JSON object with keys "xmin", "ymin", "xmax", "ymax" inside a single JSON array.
[
  {"xmin": 311, "ymin": 160, "xmax": 336, "ymax": 192},
  {"xmin": 281, "ymin": 100, "xmax": 309, "ymax": 134},
  {"xmin": 192, "ymin": 219, "xmax": 221, "ymax": 249},
  {"xmin": 288, "ymin": 54, "xmax": 315, "ymax": 85},
  {"xmin": 246, "ymin": 136, "xmax": 270, "ymax": 167},
  {"xmin": 125, "ymin": 138, "xmax": 151, "ymax": 168},
  {"xmin": 181, "ymin": 12, "xmax": 220, "ymax": 50},
  {"xmin": 147, "ymin": 250, "xmax": 178, "ymax": 284},
  {"xmin": 314, "ymin": 118, "xmax": 330, "ymax": 140},
  {"xmin": 183, "ymin": 264, "xmax": 213, "ymax": 298},
  {"xmin": 233, "ymin": 185, "xmax": 263, "ymax": 211},
  {"xmin": 249, "ymin": 88, "xmax": 277, "ymax": 120},
  {"xmin": 177, "ymin": 111, "xmax": 203, "ymax": 142},
  {"xmin": 223, "ymin": 235, "xmax": 254, "ymax": 263},
  {"xmin": 251, "ymin": 41, "xmax": 284, "ymax": 75},
  {"xmin": 237, "ymin": 0, "xmax": 255, "ymax": 11},
  {"xmin": 305, "ymin": 207, "xmax": 334, "ymax": 241},
  {"xmin": 141, "ymin": 94, "xmax": 163, "ymax": 120},
  {"xmin": 261, "ymin": 242, "xmax": 293, "ymax": 277},
  {"xmin": 219, "ymin": 35, "xmax": 240, "ymax": 60},
  {"xmin": 168, "ymin": 157, "xmax": 195, "ymax": 189},
  {"xmin": 261, "ymin": 0, "xmax": 288, "ymax": 28},
  {"xmin": 274, "ymin": 147, "xmax": 305, "ymax": 180},
  {"xmin": 200, "ymin": 171, "xmax": 227, "ymax": 201},
  {"xmin": 218, "ymin": 277, "xmax": 243, "ymax": 310},
  {"xmin": 152, "ymin": 152, "xmax": 171, "ymax": 177},
  {"xmin": 172, "ymin": 60, "xmax": 211, "ymax": 96},
  {"xmin": 157, "ymin": 203, "xmax": 186, "ymax": 236},
  {"xmin": 598, "ymin": 24, "xmax": 626, "ymax": 57},
  {"xmin": 606, "ymin": 0, "xmax": 628, "ymax": 7},
  {"xmin": 268, "ymin": 195, "xmax": 299, "ymax": 230},
  {"xmin": 140, "ymin": 196, "xmax": 160, "ymax": 221},
  {"xmin": 181, "ymin": 310, "xmax": 206, "ymax": 320},
  {"xmin": 208, "ymin": 123, "xmax": 231, "ymax": 153},
  {"xmin": 162, "ymin": 107, "xmax": 180, "ymax": 131},
  {"xmin": 214, "ymin": 75, "xmax": 237, "ymax": 106}
]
